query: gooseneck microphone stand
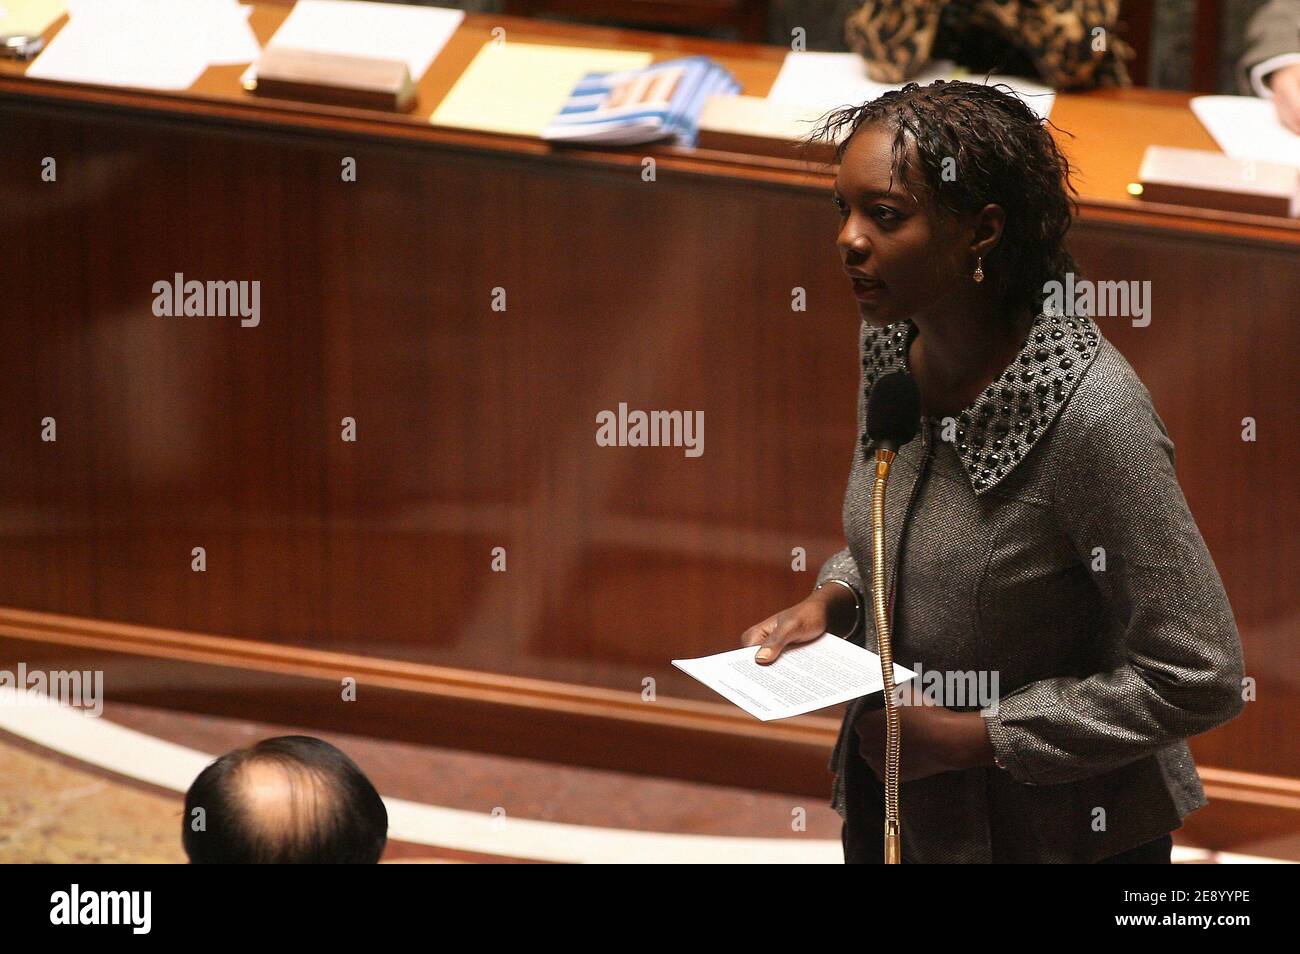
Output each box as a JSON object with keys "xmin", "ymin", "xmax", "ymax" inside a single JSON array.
[
  {"xmin": 864, "ymin": 371, "xmax": 922, "ymax": 864},
  {"xmin": 870, "ymin": 444, "xmax": 902, "ymax": 864}
]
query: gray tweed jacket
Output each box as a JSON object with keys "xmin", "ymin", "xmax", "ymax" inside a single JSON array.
[{"xmin": 816, "ymin": 307, "xmax": 1246, "ymax": 863}]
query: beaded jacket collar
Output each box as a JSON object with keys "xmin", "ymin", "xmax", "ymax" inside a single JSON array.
[{"xmin": 859, "ymin": 307, "xmax": 1102, "ymax": 494}]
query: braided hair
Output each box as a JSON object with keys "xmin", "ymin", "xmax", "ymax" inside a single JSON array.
[{"xmin": 804, "ymin": 80, "xmax": 1081, "ymax": 323}]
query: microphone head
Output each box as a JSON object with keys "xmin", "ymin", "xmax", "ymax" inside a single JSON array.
[{"xmin": 866, "ymin": 371, "xmax": 922, "ymax": 453}]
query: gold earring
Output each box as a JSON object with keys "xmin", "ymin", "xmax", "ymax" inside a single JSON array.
[{"xmin": 973, "ymin": 257, "xmax": 984, "ymax": 283}]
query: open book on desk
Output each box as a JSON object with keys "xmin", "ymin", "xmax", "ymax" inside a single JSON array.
[{"xmin": 673, "ymin": 636, "xmax": 916, "ymax": 722}]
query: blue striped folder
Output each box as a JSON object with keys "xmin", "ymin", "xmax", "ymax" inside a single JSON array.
[{"xmin": 542, "ymin": 55, "xmax": 741, "ymax": 147}]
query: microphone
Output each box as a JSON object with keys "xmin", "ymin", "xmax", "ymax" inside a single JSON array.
[
  {"xmin": 864, "ymin": 370, "xmax": 921, "ymax": 864},
  {"xmin": 866, "ymin": 370, "xmax": 922, "ymax": 455}
]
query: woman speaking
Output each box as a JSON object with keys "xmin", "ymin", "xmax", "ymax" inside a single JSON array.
[{"xmin": 740, "ymin": 81, "xmax": 1246, "ymax": 863}]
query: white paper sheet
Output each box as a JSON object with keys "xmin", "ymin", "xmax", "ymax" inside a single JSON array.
[
  {"xmin": 250, "ymin": 0, "xmax": 463, "ymax": 83},
  {"xmin": 673, "ymin": 636, "xmax": 916, "ymax": 721},
  {"xmin": 26, "ymin": 0, "xmax": 259, "ymax": 90},
  {"xmin": 767, "ymin": 51, "xmax": 1055, "ymax": 120},
  {"xmin": 1191, "ymin": 95, "xmax": 1300, "ymax": 169},
  {"xmin": 0, "ymin": 0, "xmax": 68, "ymax": 37}
]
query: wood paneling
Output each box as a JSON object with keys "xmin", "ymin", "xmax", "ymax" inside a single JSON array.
[{"xmin": 0, "ymin": 106, "xmax": 857, "ymax": 699}]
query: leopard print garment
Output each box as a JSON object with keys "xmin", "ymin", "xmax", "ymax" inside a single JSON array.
[{"xmin": 845, "ymin": 0, "xmax": 1134, "ymax": 90}]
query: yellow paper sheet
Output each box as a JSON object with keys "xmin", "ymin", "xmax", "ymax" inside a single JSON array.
[
  {"xmin": 431, "ymin": 41, "xmax": 652, "ymax": 137},
  {"xmin": 0, "ymin": 0, "xmax": 68, "ymax": 36}
]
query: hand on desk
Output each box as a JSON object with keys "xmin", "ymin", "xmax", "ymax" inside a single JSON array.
[
  {"xmin": 855, "ymin": 682, "xmax": 997, "ymax": 782},
  {"xmin": 1268, "ymin": 62, "xmax": 1300, "ymax": 134}
]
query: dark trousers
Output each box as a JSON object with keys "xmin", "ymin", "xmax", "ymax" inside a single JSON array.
[
  {"xmin": 841, "ymin": 750, "xmax": 1175, "ymax": 863},
  {"xmin": 842, "ymin": 823, "xmax": 1174, "ymax": 863},
  {"xmin": 1096, "ymin": 833, "xmax": 1173, "ymax": 864}
]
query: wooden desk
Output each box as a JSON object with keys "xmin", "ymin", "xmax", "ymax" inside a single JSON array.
[{"xmin": 0, "ymin": 6, "xmax": 1296, "ymax": 852}]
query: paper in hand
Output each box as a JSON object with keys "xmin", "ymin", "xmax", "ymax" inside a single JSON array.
[{"xmin": 672, "ymin": 636, "xmax": 916, "ymax": 722}]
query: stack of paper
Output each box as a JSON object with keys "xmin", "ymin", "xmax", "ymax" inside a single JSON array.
[
  {"xmin": 767, "ymin": 50, "xmax": 1056, "ymax": 120},
  {"xmin": 1191, "ymin": 95, "xmax": 1300, "ymax": 169},
  {"xmin": 26, "ymin": 0, "xmax": 260, "ymax": 90},
  {"xmin": 243, "ymin": 0, "xmax": 464, "ymax": 87},
  {"xmin": 673, "ymin": 637, "xmax": 916, "ymax": 722},
  {"xmin": 542, "ymin": 55, "xmax": 741, "ymax": 147},
  {"xmin": 0, "ymin": 0, "xmax": 68, "ymax": 37}
]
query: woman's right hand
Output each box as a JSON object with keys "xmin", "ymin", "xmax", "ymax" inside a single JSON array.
[{"xmin": 741, "ymin": 585, "xmax": 856, "ymax": 665}]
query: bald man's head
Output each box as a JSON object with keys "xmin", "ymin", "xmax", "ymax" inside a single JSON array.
[{"xmin": 183, "ymin": 736, "xmax": 387, "ymax": 864}]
